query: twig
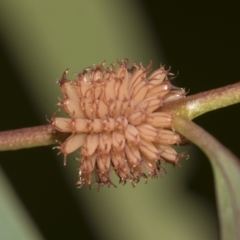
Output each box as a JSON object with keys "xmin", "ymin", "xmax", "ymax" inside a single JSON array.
[{"xmin": 0, "ymin": 125, "xmax": 69, "ymax": 151}]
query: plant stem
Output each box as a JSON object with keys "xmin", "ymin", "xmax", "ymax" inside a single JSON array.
[
  {"xmin": 0, "ymin": 125, "xmax": 69, "ymax": 151},
  {"xmin": 173, "ymin": 115, "xmax": 240, "ymax": 240},
  {"xmin": 162, "ymin": 81, "xmax": 240, "ymax": 119},
  {"xmin": 0, "ymin": 81, "xmax": 240, "ymax": 151}
]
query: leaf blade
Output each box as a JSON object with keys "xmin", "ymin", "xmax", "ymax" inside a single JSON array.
[{"xmin": 173, "ymin": 116, "xmax": 240, "ymax": 240}]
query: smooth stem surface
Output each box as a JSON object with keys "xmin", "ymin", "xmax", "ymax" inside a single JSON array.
[
  {"xmin": 0, "ymin": 125, "xmax": 69, "ymax": 151},
  {"xmin": 162, "ymin": 81, "xmax": 240, "ymax": 119},
  {"xmin": 173, "ymin": 116, "xmax": 240, "ymax": 240}
]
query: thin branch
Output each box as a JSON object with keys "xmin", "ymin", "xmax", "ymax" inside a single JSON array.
[
  {"xmin": 162, "ymin": 81, "xmax": 240, "ymax": 119},
  {"xmin": 0, "ymin": 125, "xmax": 69, "ymax": 151},
  {"xmin": 1, "ymin": 81, "xmax": 240, "ymax": 151}
]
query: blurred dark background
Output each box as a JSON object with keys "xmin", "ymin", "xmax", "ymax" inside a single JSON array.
[
  {"xmin": 142, "ymin": 0, "xmax": 240, "ymax": 216},
  {"xmin": 0, "ymin": 1, "xmax": 240, "ymax": 239}
]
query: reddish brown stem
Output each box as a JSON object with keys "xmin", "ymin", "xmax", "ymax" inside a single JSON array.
[
  {"xmin": 0, "ymin": 125, "xmax": 69, "ymax": 151},
  {"xmin": 0, "ymin": 81, "xmax": 240, "ymax": 151}
]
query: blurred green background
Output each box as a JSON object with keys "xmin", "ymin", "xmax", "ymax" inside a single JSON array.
[{"xmin": 0, "ymin": 1, "xmax": 239, "ymax": 239}]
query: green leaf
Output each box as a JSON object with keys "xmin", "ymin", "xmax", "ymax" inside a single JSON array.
[
  {"xmin": 0, "ymin": 168, "xmax": 42, "ymax": 239},
  {"xmin": 173, "ymin": 116, "xmax": 240, "ymax": 240}
]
